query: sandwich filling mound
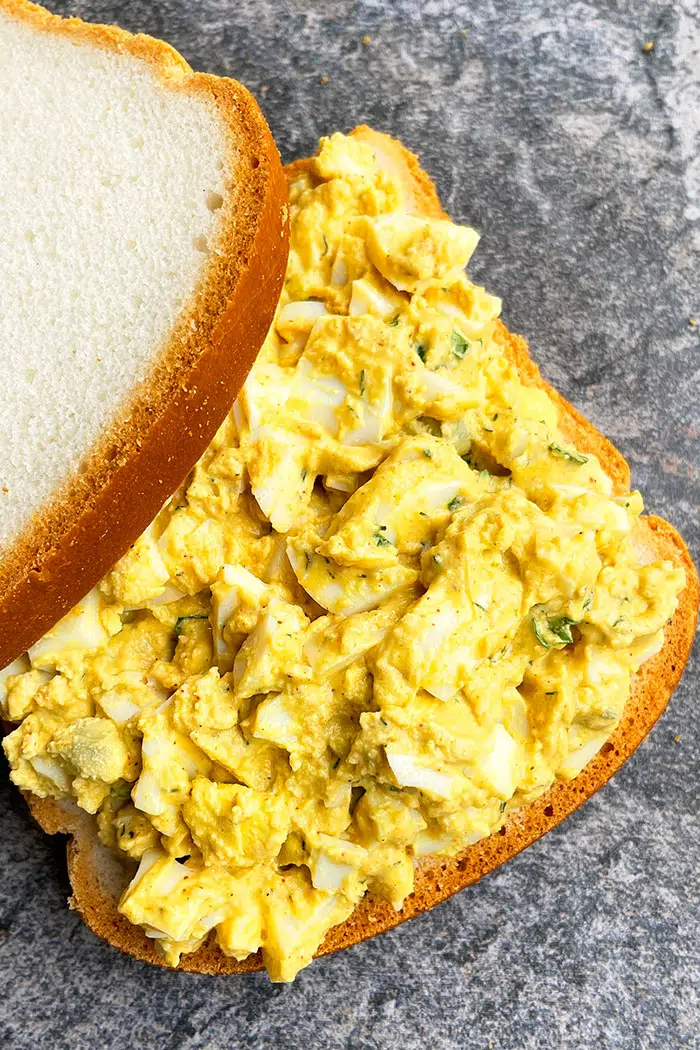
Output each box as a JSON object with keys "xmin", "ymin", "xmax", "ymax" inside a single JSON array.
[{"xmin": 2, "ymin": 133, "xmax": 684, "ymax": 982}]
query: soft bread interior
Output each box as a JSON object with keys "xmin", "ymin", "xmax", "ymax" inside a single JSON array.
[{"xmin": 0, "ymin": 9, "xmax": 231, "ymax": 551}]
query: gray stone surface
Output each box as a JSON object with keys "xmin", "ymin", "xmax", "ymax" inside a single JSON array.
[{"xmin": 1, "ymin": 1, "xmax": 698, "ymax": 1047}]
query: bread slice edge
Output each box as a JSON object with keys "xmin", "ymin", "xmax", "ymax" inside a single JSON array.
[{"xmin": 0, "ymin": 0, "xmax": 289, "ymax": 666}]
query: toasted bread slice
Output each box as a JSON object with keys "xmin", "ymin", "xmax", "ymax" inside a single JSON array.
[
  {"xmin": 18, "ymin": 128, "xmax": 699, "ymax": 974},
  {"xmin": 0, "ymin": 0, "xmax": 288, "ymax": 667}
]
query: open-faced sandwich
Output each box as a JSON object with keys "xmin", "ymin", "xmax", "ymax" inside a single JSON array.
[{"xmin": 1, "ymin": 4, "xmax": 697, "ymax": 986}]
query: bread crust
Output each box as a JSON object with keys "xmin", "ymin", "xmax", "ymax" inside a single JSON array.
[
  {"xmin": 14, "ymin": 127, "xmax": 700, "ymax": 975},
  {"xmin": 0, "ymin": 0, "xmax": 289, "ymax": 667}
]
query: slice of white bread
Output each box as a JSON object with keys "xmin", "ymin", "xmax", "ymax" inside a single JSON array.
[
  {"xmin": 15, "ymin": 128, "xmax": 699, "ymax": 976},
  {"xmin": 0, "ymin": 0, "xmax": 288, "ymax": 667}
]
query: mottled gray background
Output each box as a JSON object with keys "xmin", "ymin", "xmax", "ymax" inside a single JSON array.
[{"xmin": 1, "ymin": 1, "xmax": 698, "ymax": 1048}]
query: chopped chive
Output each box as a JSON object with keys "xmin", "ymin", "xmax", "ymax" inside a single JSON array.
[
  {"xmin": 451, "ymin": 330, "xmax": 469, "ymax": 359},
  {"xmin": 374, "ymin": 533, "xmax": 393, "ymax": 547},
  {"xmin": 174, "ymin": 615, "xmax": 208, "ymax": 637},
  {"xmin": 532, "ymin": 612, "xmax": 577, "ymax": 649},
  {"xmin": 548, "ymin": 442, "xmax": 588, "ymax": 465}
]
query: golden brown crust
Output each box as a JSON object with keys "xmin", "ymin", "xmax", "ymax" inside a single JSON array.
[
  {"xmin": 0, "ymin": 0, "xmax": 289, "ymax": 667},
  {"xmin": 16, "ymin": 126, "xmax": 700, "ymax": 975}
]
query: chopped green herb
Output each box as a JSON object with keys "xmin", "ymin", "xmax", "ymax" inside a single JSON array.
[
  {"xmin": 548, "ymin": 442, "xmax": 588, "ymax": 465},
  {"xmin": 532, "ymin": 611, "xmax": 577, "ymax": 649},
  {"xmin": 415, "ymin": 342, "xmax": 427, "ymax": 363},
  {"xmin": 532, "ymin": 624, "xmax": 548, "ymax": 647},
  {"xmin": 388, "ymin": 315, "xmax": 400, "ymax": 327},
  {"xmin": 174, "ymin": 615, "xmax": 208, "ymax": 637},
  {"xmin": 447, "ymin": 494, "xmax": 465, "ymax": 512},
  {"xmin": 359, "ymin": 369, "xmax": 366, "ymax": 396},
  {"xmin": 577, "ymin": 711, "xmax": 617, "ymax": 731},
  {"xmin": 451, "ymin": 330, "xmax": 469, "ymax": 359},
  {"xmin": 423, "ymin": 448, "xmax": 432, "ymax": 458},
  {"xmin": 548, "ymin": 617, "xmax": 577, "ymax": 643},
  {"xmin": 490, "ymin": 644, "xmax": 510, "ymax": 664},
  {"xmin": 374, "ymin": 533, "xmax": 393, "ymax": 547},
  {"xmin": 499, "ymin": 801, "xmax": 507, "ymax": 814},
  {"xmin": 583, "ymin": 592, "xmax": 593, "ymax": 611},
  {"xmin": 473, "ymin": 601, "xmax": 486, "ymax": 612},
  {"xmin": 433, "ymin": 553, "xmax": 442, "ymax": 566},
  {"xmin": 301, "ymin": 467, "xmax": 307, "ymax": 481}
]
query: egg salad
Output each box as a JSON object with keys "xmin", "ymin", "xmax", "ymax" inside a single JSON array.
[{"xmin": 1, "ymin": 133, "xmax": 685, "ymax": 982}]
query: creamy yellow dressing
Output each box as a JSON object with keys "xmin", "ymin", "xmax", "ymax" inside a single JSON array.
[{"xmin": 2, "ymin": 132, "xmax": 684, "ymax": 982}]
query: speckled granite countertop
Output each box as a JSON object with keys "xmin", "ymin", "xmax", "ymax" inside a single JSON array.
[{"xmin": 1, "ymin": 2, "xmax": 698, "ymax": 1048}]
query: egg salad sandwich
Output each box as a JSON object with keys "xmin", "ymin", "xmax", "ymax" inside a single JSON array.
[
  {"xmin": 1, "ymin": 7, "xmax": 697, "ymax": 984},
  {"xmin": 0, "ymin": 0, "xmax": 288, "ymax": 670}
]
